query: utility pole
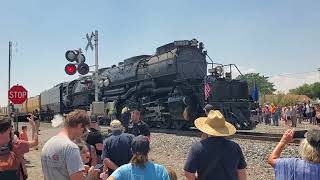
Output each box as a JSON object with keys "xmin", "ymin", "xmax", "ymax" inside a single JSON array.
[
  {"xmin": 8, "ymin": 41, "xmax": 12, "ymax": 113},
  {"xmin": 94, "ymin": 30, "xmax": 99, "ymax": 102}
]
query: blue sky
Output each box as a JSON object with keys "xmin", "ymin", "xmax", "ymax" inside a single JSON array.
[{"xmin": 1, "ymin": 0, "xmax": 319, "ymax": 106}]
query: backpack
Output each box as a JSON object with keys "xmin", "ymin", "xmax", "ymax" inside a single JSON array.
[{"xmin": 0, "ymin": 146, "xmax": 20, "ymax": 180}]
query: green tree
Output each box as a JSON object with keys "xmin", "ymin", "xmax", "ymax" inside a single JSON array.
[
  {"xmin": 236, "ymin": 73, "xmax": 276, "ymax": 95},
  {"xmin": 289, "ymin": 82, "xmax": 320, "ymax": 99}
]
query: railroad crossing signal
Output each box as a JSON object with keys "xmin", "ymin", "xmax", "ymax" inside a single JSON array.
[
  {"xmin": 64, "ymin": 49, "xmax": 89, "ymax": 75},
  {"xmin": 8, "ymin": 85, "xmax": 28, "ymax": 104}
]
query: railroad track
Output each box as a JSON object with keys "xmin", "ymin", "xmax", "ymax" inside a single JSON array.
[
  {"xmin": 150, "ymin": 128, "xmax": 302, "ymax": 144},
  {"xmin": 100, "ymin": 126, "xmax": 301, "ymax": 144}
]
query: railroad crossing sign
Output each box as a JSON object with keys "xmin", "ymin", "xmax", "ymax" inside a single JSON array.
[
  {"xmin": 8, "ymin": 85, "xmax": 28, "ymax": 104},
  {"xmin": 85, "ymin": 32, "xmax": 94, "ymax": 51}
]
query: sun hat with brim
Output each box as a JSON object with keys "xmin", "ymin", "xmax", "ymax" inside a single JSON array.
[{"xmin": 194, "ymin": 110, "xmax": 236, "ymax": 136}]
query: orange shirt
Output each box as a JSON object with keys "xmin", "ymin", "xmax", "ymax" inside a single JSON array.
[
  {"xmin": 19, "ymin": 131, "xmax": 28, "ymax": 141},
  {"xmin": 271, "ymin": 105, "xmax": 276, "ymax": 114}
]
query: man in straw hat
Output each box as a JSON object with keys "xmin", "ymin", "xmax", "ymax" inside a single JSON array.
[
  {"xmin": 102, "ymin": 119, "xmax": 134, "ymax": 176},
  {"xmin": 184, "ymin": 110, "xmax": 247, "ymax": 180}
]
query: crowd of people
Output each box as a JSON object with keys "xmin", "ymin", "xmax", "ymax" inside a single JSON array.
[
  {"xmin": 1, "ymin": 103, "xmax": 320, "ymax": 179},
  {"xmin": 254, "ymin": 101, "xmax": 320, "ymax": 127}
]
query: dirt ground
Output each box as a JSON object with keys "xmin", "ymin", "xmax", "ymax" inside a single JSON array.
[
  {"xmin": 21, "ymin": 120, "xmax": 317, "ymax": 180},
  {"xmin": 22, "ymin": 123, "xmax": 57, "ymax": 180}
]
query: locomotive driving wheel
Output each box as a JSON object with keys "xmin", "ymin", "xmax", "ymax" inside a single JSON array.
[{"xmin": 156, "ymin": 121, "xmax": 171, "ymax": 129}]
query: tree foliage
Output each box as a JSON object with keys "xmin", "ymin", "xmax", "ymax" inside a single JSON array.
[
  {"xmin": 236, "ymin": 73, "xmax": 276, "ymax": 95},
  {"xmin": 263, "ymin": 93, "xmax": 300, "ymax": 106},
  {"xmin": 289, "ymin": 82, "xmax": 320, "ymax": 99}
]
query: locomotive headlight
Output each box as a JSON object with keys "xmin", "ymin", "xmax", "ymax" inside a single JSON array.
[
  {"xmin": 98, "ymin": 80, "xmax": 104, "ymax": 88},
  {"xmin": 215, "ymin": 66, "xmax": 223, "ymax": 76},
  {"xmin": 103, "ymin": 78, "xmax": 110, "ymax": 87}
]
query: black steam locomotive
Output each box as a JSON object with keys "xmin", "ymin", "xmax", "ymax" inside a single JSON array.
[{"xmin": 39, "ymin": 39, "xmax": 254, "ymax": 130}]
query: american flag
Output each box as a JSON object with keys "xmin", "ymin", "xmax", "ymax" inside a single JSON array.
[{"xmin": 204, "ymin": 77, "xmax": 211, "ymax": 100}]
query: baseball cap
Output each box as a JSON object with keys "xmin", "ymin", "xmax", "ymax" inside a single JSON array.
[
  {"xmin": 110, "ymin": 119, "xmax": 123, "ymax": 129},
  {"xmin": 131, "ymin": 135, "xmax": 150, "ymax": 154},
  {"xmin": 306, "ymin": 129, "xmax": 320, "ymax": 148},
  {"xmin": 203, "ymin": 104, "xmax": 214, "ymax": 112}
]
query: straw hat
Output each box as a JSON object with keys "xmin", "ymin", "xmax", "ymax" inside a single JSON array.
[{"xmin": 194, "ymin": 110, "xmax": 236, "ymax": 136}]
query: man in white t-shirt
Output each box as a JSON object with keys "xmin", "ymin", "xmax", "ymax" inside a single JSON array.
[{"xmin": 41, "ymin": 109, "xmax": 99, "ymax": 180}]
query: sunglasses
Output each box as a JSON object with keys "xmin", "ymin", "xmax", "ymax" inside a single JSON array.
[{"xmin": 83, "ymin": 128, "xmax": 90, "ymax": 134}]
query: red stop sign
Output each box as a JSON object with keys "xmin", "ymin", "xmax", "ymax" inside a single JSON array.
[{"xmin": 8, "ymin": 85, "xmax": 28, "ymax": 104}]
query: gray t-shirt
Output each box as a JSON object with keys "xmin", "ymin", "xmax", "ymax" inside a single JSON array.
[{"xmin": 41, "ymin": 135, "xmax": 84, "ymax": 180}]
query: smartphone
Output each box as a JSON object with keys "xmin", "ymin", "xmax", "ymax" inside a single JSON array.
[
  {"xmin": 94, "ymin": 164, "xmax": 103, "ymax": 169},
  {"xmin": 19, "ymin": 115, "xmax": 30, "ymax": 122},
  {"xmin": 293, "ymin": 130, "xmax": 308, "ymax": 139}
]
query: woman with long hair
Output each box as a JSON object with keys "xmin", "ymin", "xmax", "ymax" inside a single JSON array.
[
  {"xmin": 107, "ymin": 135, "xmax": 170, "ymax": 180},
  {"xmin": 268, "ymin": 129, "xmax": 320, "ymax": 179}
]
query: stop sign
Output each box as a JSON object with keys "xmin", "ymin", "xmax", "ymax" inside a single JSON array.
[{"xmin": 8, "ymin": 85, "xmax": 28, "ymax": 104}]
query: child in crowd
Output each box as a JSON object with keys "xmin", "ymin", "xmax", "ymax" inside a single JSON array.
[
  {"xmin": 74, "ymin": 138, "xmax": 91, "ymax": 165},
  {"xmin": 20, "ymin": 125, "xmax": 29, "ymax": 141}
]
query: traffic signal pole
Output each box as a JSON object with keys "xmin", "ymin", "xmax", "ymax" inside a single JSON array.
[{"xmin": 94, "ymin": 30, "xmax": 99, "ymax": 102}]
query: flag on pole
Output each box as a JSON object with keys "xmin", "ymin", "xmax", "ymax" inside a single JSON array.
[
  {"xmin": 204, "ymin": 77, "xmax": 211, "ymax": 100},
  {"xmin": 251, "ymin": 83, "xmax": 259, "ymax": 102}
]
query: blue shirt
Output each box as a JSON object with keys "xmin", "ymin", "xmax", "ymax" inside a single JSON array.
[
  {"xmin": 101, "ymin": 131, "xmax": 134, "ymax": 174},
  {"xmin": 110, "ymin": 161, "xmax": 170, "ymax": 180},
  {"xmin": 275, "ymin": 158, "xmax": 320, "ymax": 180},
  {"xmin": 184, "ymin": 137, "xmax": 246, "ymax": 180}
]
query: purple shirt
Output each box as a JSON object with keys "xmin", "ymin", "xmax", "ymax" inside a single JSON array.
[{"xmin": 275, "ymin": 158, "xmax": 320, "ymax": 180}]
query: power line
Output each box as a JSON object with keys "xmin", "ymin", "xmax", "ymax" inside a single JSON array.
[{"xmin": 267, "ymin": 70, "xmax": 318, "ymax": 78}]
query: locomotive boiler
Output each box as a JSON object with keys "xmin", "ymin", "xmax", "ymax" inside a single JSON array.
[{"xmin": 99, "ymin": 39, "xmax": 207, "ymax": 129}]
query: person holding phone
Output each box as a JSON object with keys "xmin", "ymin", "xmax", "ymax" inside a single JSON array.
[
  {"xmin": 41, "ymin": 109, "xmax": 99, "ymax": 180},
  {"xmin": 268, "ymin": 129, "xmax": 320, "ymax": 179}
]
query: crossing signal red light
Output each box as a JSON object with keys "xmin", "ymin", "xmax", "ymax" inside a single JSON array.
[{"xmin": 65, "ymin": 63, "xmax": 77, "ymax": 75}]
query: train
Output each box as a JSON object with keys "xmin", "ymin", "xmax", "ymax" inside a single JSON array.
[{"xmin": 7, "ymin": 39, "xmax": 255, "ymax": 130}]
